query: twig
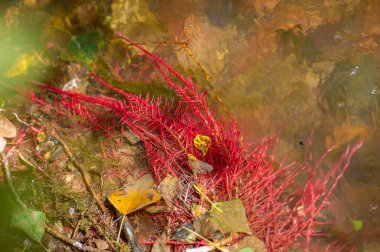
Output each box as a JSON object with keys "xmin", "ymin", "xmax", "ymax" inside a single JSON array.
[
  {"xmin": 182, "ymin": 227, "xmax": 227, "ymax": 252},
  {"xmin": 16, "ymin": 150, "xmax": 50, "ymax": 178},
  {"xmin": 88, "ymin": 214, "xmax": 117, "ymax": 251},
  {"xmin": 45, "ymin": 224, "xmax": 101, "ymax": 252},
  {"xmin": 120, "ymin": 216, "xmax": 141, "ymax": 252},
  {"xmin": 1, "ymin": 153, "xmax": 27, "ymax": 208},
  {"xmin": 52, "ymin": 134, "xmax": 107, "ymax": 213},
  {"xmin": 88, "ymin": 214, "xmax": 104, "ymax": 236},
  {"xmin": 117, "ymin": 214, "xmax": 125, "ymax": 243},
  {"xmin": 193, "ymin": 184, "xmax": 223, "ymax": 213},
  {"xmin": 71, "ymin": 208, "xmax": 87, "ymax": 239}
]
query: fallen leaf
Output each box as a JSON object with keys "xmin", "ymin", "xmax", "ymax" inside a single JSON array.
[
  {"xmin": 158, "ymin": 175, "xmax": 180, "ymax": 207},
  {"xmin": 188, "ymin": 154, "xmax": 214, "ymax": 174},
  {"xmin": 4, "ymin": 53, "xmax": 36, "ymax": 78},
  {"xmin": 36, "ymin": 132, "xmax": 46, "ymax": 143},
  {"xmin": 143, "ymin": 205, "xmax": 167, "ymax": 214},
  {"xmin": 0, "ymin": 114, "xmax": 17, "ymax": 138},
  {"xmin": 351, "ymin": 219, "xmax": 364, "ymax": 231},
  {"xmin": 152, "ymin": 232, "xmax": 170, "ymax": 252},
  {"xmin": 209, "ymin": 200, "xmax": 252, "ymax": 235},
  {"xmin": 191, "ymin": 204, "xmax": 208, "ymax": 217},
  {"xmin": 229, "ymin": 236, "xmax": 267, "ymax": 252},
  {"xmin": 61, "ymin": 31, "xmax": 104, "ymax": 66},
  {"xmin": 108, "ymin": 188, "xmax": 161, "ymax": 215},
  {"xmin": 329, "ymin": 122, "xmax": 368, "ymax": 148},
  {"xmin": 194, "ymin": 135, "xmax": 211, "ymax": 156},
  {"xmin": 10, "ymin": 206, "xmax": 46, "ymax": 243}
]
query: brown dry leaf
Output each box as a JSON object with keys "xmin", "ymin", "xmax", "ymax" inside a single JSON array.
[
  {"xmin": 158, "ymin": 175, "xmax": 180, "ymax": 207},
  {"xmin": 0, "ymin": 114, "xmax": 17, "ymax": 138},
  {"xmin": 152, "ymin": 232, "xmax": 170, "ymax": 252},
  {"xmin": 188, "ymin": 154, "xmax": 214, "ymax": 174},
  {"xmin": 143, "ymin": 205, "xmax": 167, "ymax": 214},
  {"xmin": 193, "ymin": 135, "xmax": 211, "ymax": 156},
  {"xmin": 327, "ymin": 122, "xmax": 368, "ymax": 148}
]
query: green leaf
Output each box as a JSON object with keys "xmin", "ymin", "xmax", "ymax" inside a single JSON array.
[
  {"xmin": 239, "ymin": 248, "xmax": 253, "ymax": 252},
  {"xmin": 210, "ymin": 199, "xmax": 252, "ymax": 235},
  {"xmin": 351, "ymin": 219, "xmax": 363, "ymax": 231},
  {"xmin": 10, "ymin": 206, "xmax": 46, "ymax": 243},
  {"xmin": 61, "ymin": 31, "xmax": 104, "ymax": 66}
]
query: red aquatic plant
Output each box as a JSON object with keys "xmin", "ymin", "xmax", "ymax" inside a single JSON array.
[{"xmin": 32, "ymin": 33, "xmax": 362, "ymax": 251}]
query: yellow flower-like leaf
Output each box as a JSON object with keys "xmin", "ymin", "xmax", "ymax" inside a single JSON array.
[
  {"xmin": 4, "ymin": 53, "xmax": 36, "ymax": 78},
  {"xmin": 193, "ymin": 134, "xmax": 211, "ymax": 156},
  {"xmin": 108, "ymin": 189, "xmax": 161, "ymax": 215}
]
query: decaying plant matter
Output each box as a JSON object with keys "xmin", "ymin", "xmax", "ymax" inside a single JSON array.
[{"xmin": 32, "ymin": 33, "xmax": 362, "ymax": 251}]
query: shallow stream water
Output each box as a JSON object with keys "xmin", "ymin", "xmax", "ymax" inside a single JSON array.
[{"xmin": 1, "ymin": 0, "xmax": 379, "ymax": 250}]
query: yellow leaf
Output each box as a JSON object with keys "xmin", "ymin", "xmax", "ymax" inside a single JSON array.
[
  {"xmin": 4, "ymin": 53, "xmax": 36, "ymax": 78},
  {"xmin": 193, "ymin": 134, "xmax": 211, "ymax": 156},
  {"xmin": 108, "ymin": 189, "xmax": 161, "ymax": 215}
]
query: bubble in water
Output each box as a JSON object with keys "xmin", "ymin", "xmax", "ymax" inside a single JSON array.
[
  {"xmin": 350, "ymin": 66, "xmax": 359, "ymax": 76},
  {"xmin": 334, "ymin": 32, "xmax": 343, "ymax": 41},
  {"xmin": 69, "ymin": 207, "xmax": 75, "ymax": 216},
  {"xmin": 23, "ymin": 239, "xmax": 32, "ymax": 248},
  {"xmin": 371, "ymin": 89, "xmax": 377, "ymax": 95},
  {"xmin": 337, "ymin": 101, "xmax": 345, "ymax": 107},
  {"xmin": 369, "ymin": 203, "xmax": 378, "ymax": 212}
]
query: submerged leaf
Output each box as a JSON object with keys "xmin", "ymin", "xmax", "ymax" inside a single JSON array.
[
  {"xmin": 210, "ymin": 200, "xmax": 252, "ymax": 235},
  {"xmin": 61, "ymin": 31, "xmax": 104, "ymax": 66},
  {"xmin": 351, "ymin": 219, "xmax": 364, "ymax": 231},
  {"xmin": 230, "ymin": 236, "xmax": 267, "ymax": 252},
  {"xmin": 193, "ymin": 135, "xmax": 211, "ymax": 156},
  {"xmin": 10, "ymin": 206, "xmax": 46, "ymax": 243},
  {"xmin": 108, "ymin": 188, "xmax": 161, "ymax": 215},
  {"xmin": 3, "ymin": 53, "xmax": 36, "ymax": 78}
]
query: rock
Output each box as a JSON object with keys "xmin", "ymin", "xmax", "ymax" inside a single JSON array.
[
  {"xmin": 0, "ymin": 114, "xmax": 16, "ymax": 138},
  {"xmin": 122, "ymin": 129, "xmax": 141, "ymax": 145},
  {"xmin": 94, "ymin": 239, "xmax": 109, "ymax": 250},
  {"xmin": 188, "ymin": 154, "xmax": 214, "ymax": 175}
]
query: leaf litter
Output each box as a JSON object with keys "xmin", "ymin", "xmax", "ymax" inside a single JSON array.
[{"xmin": 0, "ymin": 29, "xmax": 364, "ymax": 252}]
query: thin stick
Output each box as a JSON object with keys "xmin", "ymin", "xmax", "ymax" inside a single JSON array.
[
  {"xmin": 182, "ymin": 227, "xmax": 227, "ymax": 252},
  {"xmin": 193, "ymin": 184, "xmax": 223, "ymax": 213},
  {"xmin": 117, "ymin": 214, "xmax": 126, "ymax": 243},
  {"xmin": 53, "ymin": 134, "xmax": 107, "ymax": 213},
  {"xmin": 45, "ymin": 224, "xmax": 101, "ymax": 252},
  {"xmin": 1, "ymin": 153, "xmax": 27, "ymax": 208},
  {"xmin": 88, "ymin": 214, "xmax": 117, "ymax": 251}
]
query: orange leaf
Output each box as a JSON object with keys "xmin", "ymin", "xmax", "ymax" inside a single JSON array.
[
  {"xmin": 108, "ymin": 189, "xmax": 161, "ymax": 215},
  {"xmin": 193, "ymin": 134, "xmax": 211, "ymax": 156}
]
